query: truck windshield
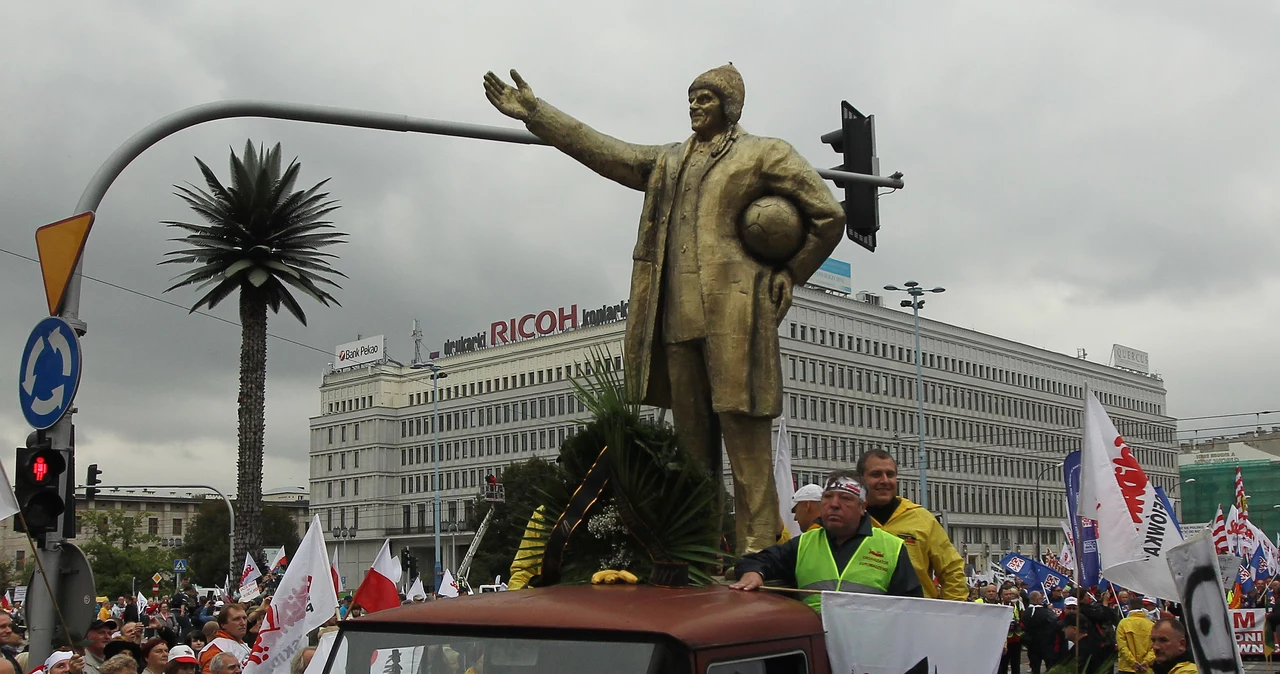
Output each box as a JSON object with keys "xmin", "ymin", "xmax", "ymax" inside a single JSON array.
[{"xmin": 326, "ymin": 629, "xmax": 661, "ymax": 674}]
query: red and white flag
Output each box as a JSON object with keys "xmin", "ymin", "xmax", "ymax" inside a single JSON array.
[
  {"xmin": 1235, "ymin": 466, "xmax": 1249, "ymax": 521},
  {"xmin": 330, "ymin": 548, "xmax": 342, "ymax": 594},
  {"xmin": 438, "ymin": 569, "xmax": 459, "ymax": 598},
  {"xmin": 241, "ymin": 553, "xmax": 262, "ymax": 586},
  {"xmin": 243, "ymin": 516, "xmax": 337, "ymax": 674},
  {"xmin": 267, "ymin": 547, "xmax": 288, "ymax": 573},
  {"xmin": 1, "ymin": 591, "xmax": 12, "ymax": 611},
  {"xmin": 350, "ymin": 540, "xmax": 401, "ymax": 613},
  {"xmin": 1210, "ymin": 504, "xmax": 1229, "ymax": 554},
  {"xmin": 1227, "ymin": 504, "xmax": 1253, "ymax": 556},
  {"xmin": 1077, "ymin": 390, "xmax": 1182, "ymax": 599}
]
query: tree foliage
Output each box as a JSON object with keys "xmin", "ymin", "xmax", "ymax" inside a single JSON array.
[
  {"xmin": 78, "ymin": 510, "xmax": 180, "ymax": 599},
  {"xmin": 466, "ymin": 457, "xmax": 563, "ymax": 585},
  {"xmin": 180, "ymin": 502, "xmax": 302, "ymax": 586}
]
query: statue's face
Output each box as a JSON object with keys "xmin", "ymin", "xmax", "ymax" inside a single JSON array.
[{"xmin": 688, "ymin": 88, "xmax": 726, "ymax": 136}]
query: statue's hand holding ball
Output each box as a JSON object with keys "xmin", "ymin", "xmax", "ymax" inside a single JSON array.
[{"xmin": 739, "ymin": 195, "xmax": 803, "ymax": 323}]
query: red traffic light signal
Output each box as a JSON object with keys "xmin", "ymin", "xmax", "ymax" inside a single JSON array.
[{"xmin": 25, "ymin": 451, "xmax": 64, "ymax": 485}]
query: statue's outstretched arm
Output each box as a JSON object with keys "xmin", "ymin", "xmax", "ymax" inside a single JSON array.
[{"xmin": 485, "ymin": 70, "xmax": 663, "ymax": 191}]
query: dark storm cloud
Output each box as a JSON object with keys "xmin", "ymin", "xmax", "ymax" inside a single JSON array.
[{"xmin": 3, "ymin": 1, "xmax": 1279, "ymax": 491}]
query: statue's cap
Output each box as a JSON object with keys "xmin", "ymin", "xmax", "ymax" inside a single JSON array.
[{"xmin": 689, "ymin": 63, "xmax": 744, "ymax": 123}]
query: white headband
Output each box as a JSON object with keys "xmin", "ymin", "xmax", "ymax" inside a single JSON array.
[
  {"xmin": 824, "ymin": 476, "xmax": 864, "ymax": 500},
  {"xmin": 44, "ymin": 651, "xmax": 72, "ymax": 670}
]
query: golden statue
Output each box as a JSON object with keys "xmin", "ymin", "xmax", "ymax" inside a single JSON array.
[{"xmin": 484, "ymin": 65, "xmax": 845, "ymax": 554}]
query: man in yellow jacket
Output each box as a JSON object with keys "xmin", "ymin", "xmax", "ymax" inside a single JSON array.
[
  {"xmin": 858, "ymin": 450, "xmax": 968, "ymax": 600},
  {"xmin": 1116, "ymin": 597, "xmax": 1155, "ymax": 673}
]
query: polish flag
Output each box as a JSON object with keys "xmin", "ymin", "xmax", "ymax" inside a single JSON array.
[
  {"xmin": 330, "ymin": 548, "xmax": 342, "ymax": 594},
  {"xmin": 267, "ymin": 547, "xmax": 288, "ymax": 573},
  {"xmin": 350, "ymin": 540, "xmax": 401, "ymax": 613},
  {"xmin": 1, "ymin": 591, "xmax": 12, "ymax": 611},
  {"xmin": 241, "ymin": 553, "xmax": 262, "ymax": 586}
]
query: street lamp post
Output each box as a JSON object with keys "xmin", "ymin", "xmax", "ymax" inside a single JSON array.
[
  {"xmin": 883, "ymin": 282, "xmax": 945, "ymax": 510},
  {"xmin": 1034, "ymin": 461, "xmax": 1064, "ymax": 560},
  {"xmin": 412, "ymin": 360, "xmax": 447, "ymax": 590}
]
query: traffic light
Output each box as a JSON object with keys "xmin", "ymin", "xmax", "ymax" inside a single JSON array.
[
  {"xmin": 14, "ymin": 431, "xmax": 71, "ymax": 539},
  {"xmin": 86, "ymin": 463, "xmax": 102, "ymax": 500},
  {"xmin": 821, "ymin": 101, "xmax": 880, "ymax": 252},
  {"xmin": 407, "ymin": 553, "xmax": 419, "ymax": 581}
]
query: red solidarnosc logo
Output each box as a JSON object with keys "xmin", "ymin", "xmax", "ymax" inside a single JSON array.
[{"xmin": 1110, "ymin": 436, "xmax": 1148, "ymax": 524}]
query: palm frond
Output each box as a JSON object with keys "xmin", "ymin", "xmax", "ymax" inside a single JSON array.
[{"xmin": 161, "ymin": 139, "xmax": 348, "ymax": 325}]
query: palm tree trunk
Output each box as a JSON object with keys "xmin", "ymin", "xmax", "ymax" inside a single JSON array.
[{"xmin": 235, "ymin": 289, "xmax": 268, "ymax": 574}]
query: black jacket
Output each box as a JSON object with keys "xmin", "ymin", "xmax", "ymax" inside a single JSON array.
[
  {"xmin": 1021, "ymin": 603, "xmax": 1061, "ymax": 656},
  {"xmin": 735, "ymin": 515, "xmax": 922, "ymax": 597}
]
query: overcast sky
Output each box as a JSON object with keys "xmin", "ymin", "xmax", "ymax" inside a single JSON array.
[{"xmin": 2, "ymin": 1, "xmax": 1278, "ymax": 494}]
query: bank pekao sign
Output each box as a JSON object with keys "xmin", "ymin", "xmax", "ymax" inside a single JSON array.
[
  {"xmin": 443, "ymin": 300, "xmax": 629, "ymax": 356},
  {"xmin": 333, "ymin": 335, "xmax": 384, "ymax": 369}
]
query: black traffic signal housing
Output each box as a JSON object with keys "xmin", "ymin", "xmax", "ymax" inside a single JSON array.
[
  {"xmin": 86, "ymin": 463, "xmax": 102, "ymax": 500},
  {"xmin": 821, "ymin": 101, "xmax": 880, "ymax": 252},
  {"xmin": 407, "ymin": 553, "xmax": 419, "ymax": 582},
  {"xmin": 14, "ymin": 431, "xmax": 73, "ymax": 541}
]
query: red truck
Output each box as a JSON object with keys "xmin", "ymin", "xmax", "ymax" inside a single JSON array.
[{"xmin": 331, "ymin": 584, "xmax": 826, "ymax": 674}]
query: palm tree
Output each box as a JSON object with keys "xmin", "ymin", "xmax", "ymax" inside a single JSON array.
[{"xmin": 162, "ymin": 140, "xmax": 347, "ymax": 569}]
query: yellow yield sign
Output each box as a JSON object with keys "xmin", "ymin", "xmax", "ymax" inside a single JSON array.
[{"xmin": 35, "ymin": 212, "xmax": 94, "ymax": 316}]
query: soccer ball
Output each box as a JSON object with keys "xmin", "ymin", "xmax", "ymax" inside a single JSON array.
[{"xmin": 738, "ymin": 195, "xmax": 804, "ymax": 264}]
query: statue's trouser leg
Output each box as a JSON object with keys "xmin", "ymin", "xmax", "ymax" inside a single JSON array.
[
  {"xmin": 720, "ymin": 413, "xmax": 780, "ymax": 556},
  {"xmin": 663, "ymin": 341, "xmax": 723, "ymax": 478}
]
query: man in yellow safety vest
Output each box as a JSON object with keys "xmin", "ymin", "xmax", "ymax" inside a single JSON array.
[{"xmin": 730, "ymin": 470, "xmax": 922, "ymax": 611}]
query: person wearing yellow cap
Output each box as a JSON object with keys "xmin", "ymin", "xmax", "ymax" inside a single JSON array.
[{"xmin": 484, "ymin": 64, "xmax": 845, "ymax": 556}]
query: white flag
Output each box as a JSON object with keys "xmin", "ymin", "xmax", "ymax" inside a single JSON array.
[
  {"xmin": 136, "ymin": 591, "xmax": 148, "ymax": 610},
  {"xmin": 773, "ymin": 417, "xmax": 800, "ymax": 539},
  {"xmin": 243, "ymin": 516, "xmax": 338, "ymax": 674},
  {"xmin": 0, "ymin": 463, "xmax": 20, "ymax": 522},
  {"xmin": 407, "ymin": 576, "xmax": 426, "ymax": 601},
  {"xmin": 241, "ymin": 552, "xmax": 262, "ymax": 586},
  {"xmin": 439, "ymin": 569, "xmax": 459, "ymax": 598},
  {"xmin": 1059, "ymin": 542, "xmax": 1076, "ymax": 572},
  {"xmin": 1077, "ymin": 390, "xmax": 1181, "ymax": 599},
  {"xmin": 267, "ymin": 547, "xmax": 287, "ymax": 572}
]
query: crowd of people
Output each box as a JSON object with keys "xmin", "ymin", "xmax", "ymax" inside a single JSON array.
[
  {"xmin": 0, "ymin": 573, "xmax": 321, "ymax": 674},
  {"xmin": 726, "ymin": 450, "xmax": 1202, "ymax": 674}
]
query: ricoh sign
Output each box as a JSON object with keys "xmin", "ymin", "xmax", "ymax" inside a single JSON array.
[
  {"xmin": 443, "ymin": 300, "xmax": 629, "ymax": 356},
  {"xmin": 333, "ymin": 335, "xmax": 384, "ymax": 368}
]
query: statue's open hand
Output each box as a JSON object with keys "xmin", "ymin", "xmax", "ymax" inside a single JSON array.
[
  {"xmin": 770, "ymin": 269, "xmax": 793, "ymax": 324},
  {"xmin": 484, "ymin": 69, "xmax": 537, "ymax": 121}
]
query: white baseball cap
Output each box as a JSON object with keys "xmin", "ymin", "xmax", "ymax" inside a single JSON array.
[
  {"xmin": 1064, "ymin": 596, "xmax": 1078, "ymax": 606},
  {"xmin": 790, "ymin": 484, "xmax": 823, "ymax": 509},
  {"xmin": 168, "ymin": 645, "xmax": 199, "ymax": 665}
]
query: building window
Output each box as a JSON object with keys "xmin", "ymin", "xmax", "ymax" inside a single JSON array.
[
  {"xmin": 340, "ymin": 453, "xmax": 346, "ymax": 470},
  {"xmin": 340, "ymin": 426, "xmax": 347, "ymax": 442},
  {"xmin": 354, "ymin": 424, "xmax": 360, "ymax": 441},
  {"xmin": 328, "ymin": 428, "xmax": 334, "ymax": 444},
  {"xmin": 173, "ymin": 518, "xmax": 183, "ymax": 535},
  {"xmin": 353, "ymin": 479, "xmax": 360, "ymax": 496},
  {"xmin": 148, "ymin": 518, "xmax": 159, "ymax": 535}
]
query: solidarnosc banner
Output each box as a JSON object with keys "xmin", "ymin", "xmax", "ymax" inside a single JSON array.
[
  {"xmin": 822, "ymin": 592, "xmax": 1011, "ymax": 674},
  {"xmin": 1063, "ymin": 451, "xmax": 1101, "ymax": 587}
]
